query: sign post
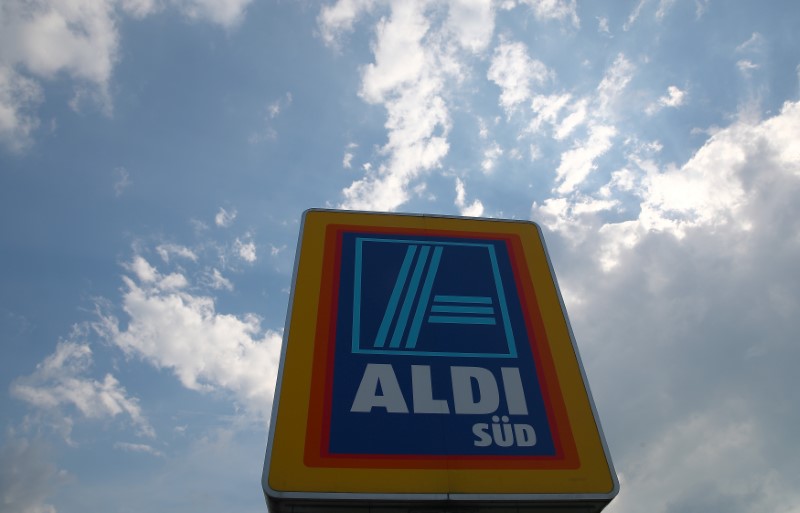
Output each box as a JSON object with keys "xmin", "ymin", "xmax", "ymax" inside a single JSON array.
[{"xmin": 263, "ymin": 210, "xmax": 618, "ymax": 512}]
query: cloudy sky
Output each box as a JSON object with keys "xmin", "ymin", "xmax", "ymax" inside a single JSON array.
[{"xmin": 2, "ymin": 0, "xmax": 799, "ymax": 511}]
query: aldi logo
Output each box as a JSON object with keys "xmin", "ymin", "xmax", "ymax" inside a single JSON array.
[
  {"xmin": 264, "ymin": 210, "xmax": 618, "ymax": 510},
  {"xmin": 350, "ymin": 236, "xmax": 517, "ymax": 358}
]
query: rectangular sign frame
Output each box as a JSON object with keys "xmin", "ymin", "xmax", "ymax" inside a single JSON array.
[{"xmin": 263, "ymin": 210, "xmax": 618, "ymax": 512}]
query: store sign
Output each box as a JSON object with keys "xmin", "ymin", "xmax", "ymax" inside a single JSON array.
[{"xmin": 263, "ymin": 210, "xmax": 618, "ymax": 512}]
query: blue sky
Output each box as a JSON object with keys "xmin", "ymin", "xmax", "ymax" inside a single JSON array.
[{"xmin": 2, "ymin": 0, "xmax": 800, "ymax": 511}]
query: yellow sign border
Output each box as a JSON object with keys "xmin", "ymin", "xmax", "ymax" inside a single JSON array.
[{"xmin": 264, "ymin": 210, "xmax": 618, "ymax": 498}]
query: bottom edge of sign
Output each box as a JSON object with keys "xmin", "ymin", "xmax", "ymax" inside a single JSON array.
[
  {"xmin": 265, "ymin": 494, "xmax": 616, "ymax": 513},
  {"xmin": 263, "ymin": 490, "xmax": 618, "ymax": 501}
]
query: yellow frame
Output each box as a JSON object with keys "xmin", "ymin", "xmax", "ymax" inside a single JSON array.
[{"xmin": 265, "ymin": 210, "xmax": 617, "ymax": 498}]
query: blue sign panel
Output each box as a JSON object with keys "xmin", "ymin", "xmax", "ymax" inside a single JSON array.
[{"xmin": 327, "ymin": 232, "xmax": 555, "ymax": 458}]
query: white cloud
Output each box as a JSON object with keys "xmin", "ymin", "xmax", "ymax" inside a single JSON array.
[
  {"xmin": 481, "ymin": 141, "xmax": 503, "ymax": 173},
  {"xmin": 659, "ymin": 85, "xmax": 685, "ymax": 107},
  {"xmin": 477, "ymin": 117, "xmax": 490, "ymax": 139},
  {"xmin": 736, "ymin": 32, "xmax": 765, "ymax": 53},
  {"xmin": 555, "ymin": 124, "xmax": 616, "ymax": 193},
  {"xmin": 113, "ymin": 166, "xmax": 132, "ymax": 196},
  {"xmin": 645, "ymin": 85, "xmax": 686, "ymax": 115},
  {"xmin": 120, "ymin": 0, "xmax": 160, "ymax": 18},
  {"xmin": 126, "ymin": 255, "xmax": 188, "ymax": 290},
  {"xmin": 340, "ymin": 1, "xmax": 454, "ymax": 211},
  {"xmin": 326, "ymin": 1, "xmax": 510, "ymax": 211},
  {"xmin": 317, "ymin": 0, "xmax": 376, "ymax": 46},
  {"xmin": 529, "ymin": 93, "xmax": 572, "ymax": 133},
  {"xmin": 527, "ymin": 54, "xmax": 635, "ymax": 206},
  {"xmin": 342, "ymin": 151, "xmax": 354, "ymax": 168},
  {"xmin": 530, "ymin": 102, "xmax": 800, "ymax": 513},
  {"xmin": 527, "ymin": 54, "xmax": 632, "ymax": 186},
  {"xmin": 461, "ymin": 200, "xmax": 485, "ymax": 217},
  {"xmin": 206, "ymin": 268, "xmax": 233, "ymax": 291},
  {"xmin": 531, "ymin": 194, "xmax": 618, "ymax": 243},
  {"xmin": 0, "ymin": 65, "xmax": 43, "ymax": 151},
  {"xmin": 0, "ymin": 0, "xmax": 162, "ymax": 132},
  {"xmin": 655, "ymin": 0, "xmax": 675, "ymax": 20},
  {"xmin": 596, "ymin": 53, "xmax": 635, "ymax": 116},
  {"xmin": 630, "ymin": 97, "xmax": 800, "ymax": 240},
  {"xmin": 737, "ymin": 59, "xmax": 759, "ymax": 74},
  {"xmin": 7, "ymin": 0, "xmax": 122, "ymax": 86},
  {"xmin": 623, "ymin": 0, "xmax": 647, "ymax": 31},
  {"xmin": 176, "ymin": 0, "xmax": 254, "ymax": 27},
  {"xmin": 234, "ymin": 238, "xmax": 257, "ymax": 263},
  {"xmin": 518, "ymin": 0, "xmax": 579, "ymax": 27},
  {"xmin": 214, "ymin": 207, "xmax": 237, "ymax": 227},
  {"xmin": 444, "ymin": 0, "xmax": 495, "ymax": 53},
  {"xmin": 454, "ymin": 177, "xmax": 484, "ymax": 217},
  {"xmin": 267, "ymin": 92, "xmax": 292, "ymax": 118},
  {"xmin": 0, "ymin": 0, "xmax": 252, "ymax": 150},
  {"xmin": 156, "ymin": 243, "xmax": 198, "ymax": 263},
  {"xmin": 694, "ymin": 0, "xmax": 710, "ymax": 18},
  {"xmin": 544, "ymin": 100, "xmax": 800, "ymax": 268},
  {"xmin": 597, "ymin": 16, "xmax": 610, "ymax": 35},
  {"xmin": 95, "ymin": 256, "xmax": 282, "ymax": 418},
  {"xmin": 538, "ymin": 54, "xmax": 633, "ymax": 194},
  {"xmin": 358, "ymin": 3, "xmax": 431, "ymax": 105},
  {"xmin": 320, "ymin": 0, "xmax": 495, "ymax": 53},
  {"xmin": 554, "ymin": 97, "xmax": 588, "ymax": 140},
  {"xmin": 10, "ymin": 334, "xmax": 154, "ymax": 438},
  {"xmin": 113, "ymin": 441, "xmax": 164, "ymax": 457},
  {"xmin": 488, "ymin": 41, "xmax": 552, "ymax": 115},
  {"xmin": 599, "ymin": 167, "xmax": 639, "ymax": 197},
  {"xmin": 343, "ymin": 142, "xmax": 358, "ymax": 168}
]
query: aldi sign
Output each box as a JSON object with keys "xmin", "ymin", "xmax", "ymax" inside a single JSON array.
[{"xmin": 263, "ymin": 210, "xmax": 618, "ymax": 512}]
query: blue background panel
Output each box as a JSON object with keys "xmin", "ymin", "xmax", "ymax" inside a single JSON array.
[{"xmin": 328, "ymin": 232, "xmax": 556, "ymax": 457}]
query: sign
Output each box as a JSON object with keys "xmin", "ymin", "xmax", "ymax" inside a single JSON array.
[{"xmin": 263, "ymin": 210, "xmax": 618, "ymax": 512}]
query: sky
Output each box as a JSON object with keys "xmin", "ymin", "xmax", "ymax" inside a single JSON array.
[{"xmin": 1, "ymin": 0, "xmax": 799, "ymax": 511}]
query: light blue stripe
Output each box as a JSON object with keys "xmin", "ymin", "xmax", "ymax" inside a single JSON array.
[
  {"xmin": 430, "ymin": 305, "xmax": 495, "ymax": 315},
  {"xmin": 405, "ymin": 246, "xmax": 442, "ymax": 349},
  {"xmin": 433, "ymin": 295, "xmax": 493, "ymax": 304},
  {"xmin": 428, "ymin": 316, "xmax": 497, "ymax": 325},
  {"xmin": 353, "ymin": 348, "xmax": 514, "ymax": 358},
  {"xmin": 352, "ymin": 238, "xmax": 364, "ymax": 351},
  {"xmin": 374, "ymin": 245, "xmax": 417, "ymax": 348},
  {"xmin": 488, "ymin": 246, "xmax": 516, "ymax": 357},
  {"xmin": 358, "ymin": 238, "xmax": 491, "ymax": 249},
  {"xmin": 390, "ymin": 246, "xmax": 430, "ymax": 348}
]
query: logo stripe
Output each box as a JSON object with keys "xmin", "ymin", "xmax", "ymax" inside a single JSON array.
[
  {"xmin": 373, "ymin": 245, "xmax": 417, "ymax": 348},
  {"xmin": 428, "ymin": 315, "xmax": 497, "ymax": 325},
  {"xmin": 389, "ymin": 246, "xmax": 430, "ymax": 348},
  {"xmin": 405, "ymin": 246, "xmax": 443, "ymax": 350},
  {"xmin": 487, "ymin": 247, "xmax": 516, "ymax": 357},
  {"xmin": 429, "ymin": 305, "xmax": 494, "ymax": 315},
  {"xmin": 433, "ymin": 295, "xmax": 493, "ymax": 304},
  {"xmin": 352, "ymin": 239, "xmax": 364, "ymax": 347}
]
